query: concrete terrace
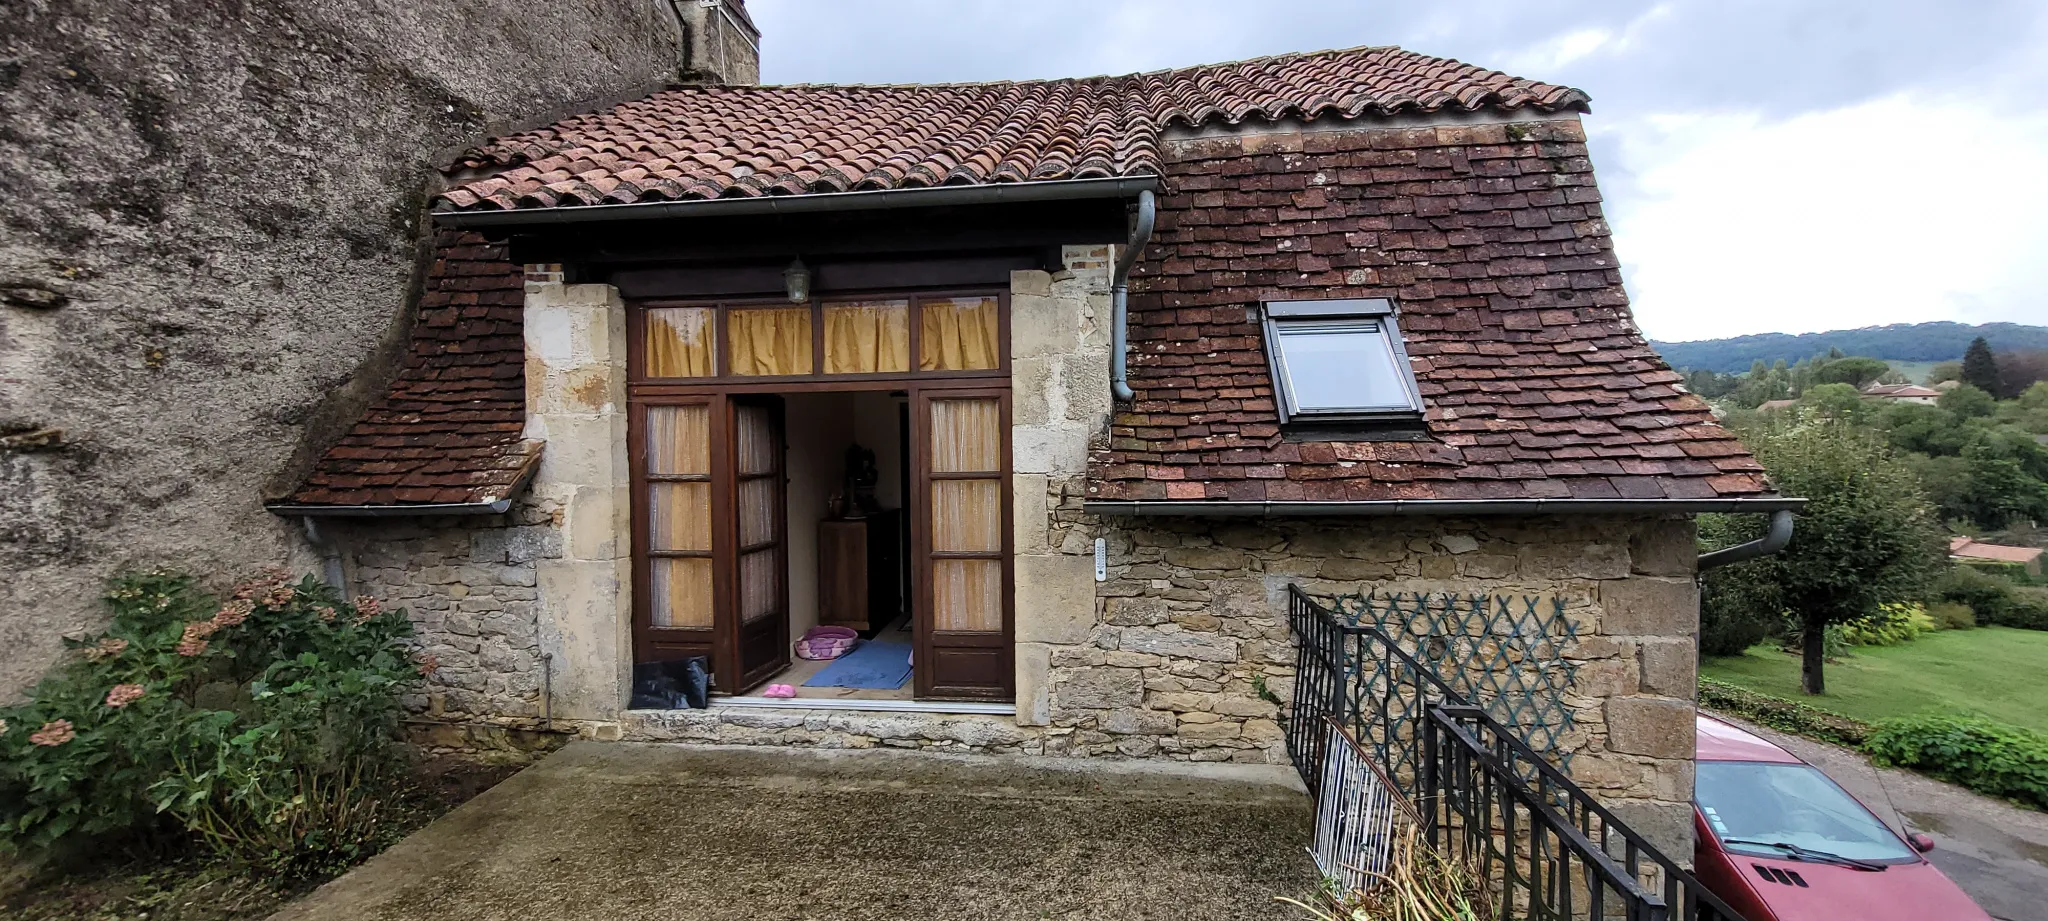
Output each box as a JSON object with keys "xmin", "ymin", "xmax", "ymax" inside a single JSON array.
[{"xmin": 270, "ymin": 742, "xmax": 1318, "ymax": 921}]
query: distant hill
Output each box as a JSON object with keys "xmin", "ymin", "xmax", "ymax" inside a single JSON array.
[{"xmin": 1652, "ymin": 322, "xmax": 2048, "ymax": 374}]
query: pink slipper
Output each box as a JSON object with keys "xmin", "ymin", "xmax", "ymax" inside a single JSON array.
[{"xmin": 762, "ymin": 684, "xmax": 797, "ymax": 698}]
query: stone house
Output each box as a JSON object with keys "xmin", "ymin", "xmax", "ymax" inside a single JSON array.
[{"xmin": 266, "ymin": 46, "xmax": 1795, "ymax": 849}]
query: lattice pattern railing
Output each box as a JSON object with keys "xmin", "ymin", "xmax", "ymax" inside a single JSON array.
[
  {"xmin": 1285, "ymin": 585, "xmax": 1749, "ymax": 921},
  {"xmin": 1329, "ymin": 590, "xmax": 1580, "ymax": 772}
]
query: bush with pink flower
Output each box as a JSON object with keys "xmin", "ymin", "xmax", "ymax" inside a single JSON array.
[{"xmin": 0, "ymin": 568, "xmax": 421, "ymax": 872}]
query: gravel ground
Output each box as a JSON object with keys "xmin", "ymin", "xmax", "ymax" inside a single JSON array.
[{"xmin": 267, "ymin": 741, "xmax": 1318, "ymax": 921}]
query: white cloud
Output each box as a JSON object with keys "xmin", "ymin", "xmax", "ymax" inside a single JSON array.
[{"xmin": 1599, "ymin": 95, "xmax": 2048, "ymax": 341}]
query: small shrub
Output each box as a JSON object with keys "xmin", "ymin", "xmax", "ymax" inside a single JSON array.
[
  {"xmin": 1865, "ymin": 714, "xmax": 2048, "ymax": 809},
  {"xmin": 1698, "ymin": 679, "xmax": 1873, "ymax": 747},
  {"xmin": 1927, "ymin": 602, "xmax": 1977, "ymax": 630},
  {"xmin": 1839, "ymin": 604, "xmax": 1938, "ymax": 646},
  {"xmin": 0, "ymin": 569, "xmax": 421, "ymax": 874},
  {"xmin": 1933, "ymin": 565, "xmax": 2048, "ymax": 630}
]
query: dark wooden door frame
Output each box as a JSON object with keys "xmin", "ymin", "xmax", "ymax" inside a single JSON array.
[
  {"xmin": 625, "ymin": 289, "xmax": 1016, "ymax": 702},
  {"xmin": 628, "ymin": 394, "xmax": 719, "ymax": 671},
  {"xmin": 724, "ymin": 394, "xmax": 791, "ymax": 693},
  {"xmin": 909, "ymin": 386, "xmax": 1015, "ymax": 700}
]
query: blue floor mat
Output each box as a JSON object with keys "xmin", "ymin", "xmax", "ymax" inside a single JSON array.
[{"xmin": 803, "ymin": 638, "xmax": 913, "ymax": 690}]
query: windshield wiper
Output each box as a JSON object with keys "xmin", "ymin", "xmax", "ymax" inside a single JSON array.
[{"xmin": 1722, "ymin": 839, "xmax": 1887, "ymax": 871}]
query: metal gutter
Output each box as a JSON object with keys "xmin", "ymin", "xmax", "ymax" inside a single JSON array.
[
  {"xmin": 432, "ymin": 176, "xmax": 1163, "ymax": 228},
  {"xmin": 267, "ymin": 497, "xmax": 516, "ymax": 518},
  {"xmin": 1697, "ymin": 508, "xmax": 1797, "ymax": 571},
  {"xmin": 1083, "ymin": 497, "xmax": 1808, "ymax": 517},
  {"xmin": 1109, "ymin": 189, "xmax": 1155, "ymax": 404}
]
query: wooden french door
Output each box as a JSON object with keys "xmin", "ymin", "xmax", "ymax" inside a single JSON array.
[
  {"xmin": 631, "ymin": 394, "xmax": 789, "ymax": 694},
  {"xmin": 725, "ymin": 395, "xmax": 790, "ymax": 692},
  {"xmin": 633, "ymin": 398, "xmax": 718, "ymax": 670},
  {"xmin": 912, "ymin": 388, "xmax": 1014, "ymax": 699}
]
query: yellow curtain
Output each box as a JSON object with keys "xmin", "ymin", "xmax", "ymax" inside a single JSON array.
[
  {"xmin": 650, "ymin": 558, "xmax": 713, "ymax": 628},
  {"xmin": 930, "ymin": 397, "xmax": 1001, "ymax": 473},
  {"xmin": 933, "ymin": 559, "xmax": 1001, "ymax": 632},
  {"xmin": 919, "ymin": 296, "xmax": 999, "ymax": 371},
  {"xmin": 928, "ymin": 396, "xmax": 1003, "ymax": 632},
  {"xmin": 823, "ymin": 300, "xmax": 910, "ymax": 374},
  {"xmin": 649, "ymin": 483, "xmax": 711, "ymax": 552},
  {"xmin": 646, "ymin": 404, "xmax": 712, "ymax": 628},
  {"xmin": 932, "ymin": 480, "xmax": 1001, "ymax": 552},
  {"xmin": 728, "ymin": 307, "xmax": 813, "ymax": 375},
  {"xmin": 645, "ymin": 308, "xmax": 714, "ymax": 378},
  {"xmin": 645, "ymin": 405, "xmax": 710, "ymax": 475}
]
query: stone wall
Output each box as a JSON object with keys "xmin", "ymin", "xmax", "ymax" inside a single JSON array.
[
  {"xmin": 334, "ymin": 504, "xmax": 560, "ymax": 726},
  {"xmin": 0, "ymin": 0, "xmax": 689, "ymax": 701},
  {"xmin": 1032, "ymin": 510, "xmax": 1699, "ymax": 853}
]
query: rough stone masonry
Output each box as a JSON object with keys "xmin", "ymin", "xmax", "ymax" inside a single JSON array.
[{"xmin": 0, "ymin": 0, "xmax": 746, "ymax": 701}]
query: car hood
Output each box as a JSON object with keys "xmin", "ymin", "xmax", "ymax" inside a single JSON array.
[{"xmin": 1742, "ymin": 856, "xmax": 1989, "ymax": 921}]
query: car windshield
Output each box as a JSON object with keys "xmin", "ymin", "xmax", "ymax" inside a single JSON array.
[{"xmin": 1696, "ymin": 761, "xmax": 1917, "ymax": 863}]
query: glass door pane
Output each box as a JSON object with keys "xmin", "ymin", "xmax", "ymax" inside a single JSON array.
[
  {"xmin": 645, "ymin": 404, "xmax": 713, "ymax": 628},
  {"xmin": 916, "ymin": 391, "xmax": 1011, "ymax": 699},
  {"xmin": 727, "ymin": 398, "xmax": 790, "ymax": 687}
]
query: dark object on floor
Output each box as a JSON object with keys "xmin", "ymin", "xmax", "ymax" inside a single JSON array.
[
  {"xmin": 632, "ymin": 657, "xmax": 710, "ymax": 709},
  {"xmin": 804, "ymin": 639, "xmax": 913, "ymax": 690}
]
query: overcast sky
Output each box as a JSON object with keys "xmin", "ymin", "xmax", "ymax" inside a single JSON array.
[{"xmin": 747, "ymin": 1, "xmax": 2048, "ymax": 343}]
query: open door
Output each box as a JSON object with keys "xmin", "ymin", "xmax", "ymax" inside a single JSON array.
[
  {"xmin": 722, "ymin": 395, "xmax": 791, "ymax": 692},
  {"xmin": 912, "ymin": 389, "xmax": 1013, "ymax": 699},
  {"xmin": 633, "ymin": 398, "xmax": 718, "ymax": 670}
]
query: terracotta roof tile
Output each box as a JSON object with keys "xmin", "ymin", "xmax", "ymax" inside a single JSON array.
[
  {"xmin": 436, "ymin": 46, "xmax": 1587, "ymax": 212},
  {"xmin": 278, "ymin": 230, "xmax": 539, "ymax": 509},
  {"xmin": 1089, "ymin": 118, "xmax": 1776, "ymax": 503},
  {"xmin": 296, "ymin": 47, "xmax": 1775, "ymax": 509}
]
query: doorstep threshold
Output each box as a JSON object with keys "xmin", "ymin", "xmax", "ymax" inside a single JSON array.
[{"xmin": 712, "ymin": 696, "xmax": 1016, "ymax": 715}]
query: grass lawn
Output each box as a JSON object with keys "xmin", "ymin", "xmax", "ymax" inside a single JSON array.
[{"xmin": 1700, "ymin": 626, "xmax": 2048, "ymax": 735}]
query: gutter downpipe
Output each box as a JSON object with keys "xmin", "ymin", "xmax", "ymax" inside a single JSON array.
[
  {"xmin": 1110, "ymin": 188, "xmax": 1156, "ymax": 404},
  {"xmin": 1696, "ymin": 508, "xmax": 1797, "ymax": 571},
  {"xmin": 298, "ymin": 517, "xmax": 351, "ymax": 600}
]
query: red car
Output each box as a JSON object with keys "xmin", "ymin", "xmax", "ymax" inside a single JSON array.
[{"xmin": 1692, "ymin": 714, "xmax": 1990, "ymax": 921}]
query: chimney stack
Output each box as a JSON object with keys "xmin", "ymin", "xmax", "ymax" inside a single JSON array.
[{"xmin": 670, "ymin": 0, "xmax": 760, "ymax": 85}]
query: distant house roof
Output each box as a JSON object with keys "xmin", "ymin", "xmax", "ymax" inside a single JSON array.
[
  {"xmin": 1862, "ymin": 383, "xmax": 1942, "ymax": 400},
  {"xmin": 1756, "ymin": 399, "xmax": 1798, "ymax": 412},
  {"xmin": 1949, "ymin": 537, "xmax": 2046, "ymax": 564}
]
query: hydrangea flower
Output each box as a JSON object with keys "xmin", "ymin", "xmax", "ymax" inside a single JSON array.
[
  {"xmin": 211, "ymin": 599, "xmax": 254, "ymax": 629},
  {"xmin": 105, "ymin": 684, "xmax": 146, "ymax": 708},
  {"xmin": 29, "ymin": 719, "xmax": 75, "ymax": 747}
]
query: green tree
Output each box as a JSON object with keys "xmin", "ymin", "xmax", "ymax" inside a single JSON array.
[
  {"xmin": 1962, "ymin": 336, "xmax": 2003, "ymax": 395},
  {"xmin": 1996, "ymin": 381, "xmax": 2048, "ymax": 434},
  {"xmin": 1705, "ymin": 419, "xmax": 1947, "ymax": 694},
  {"xmin": 1937, "ymin": 383, "xmax": 1997, "ymax": 419},
  {"xmin": 1798, "ymin": 382, "xmax": 1869, "ymax": 423},
  {"xmin": 1926, "ymin": 360, "xmax": 1963, "ymax": 385},
  {"xmin": 1811, "ymin": 356, "xmax": 1891, "ymax": 388}
]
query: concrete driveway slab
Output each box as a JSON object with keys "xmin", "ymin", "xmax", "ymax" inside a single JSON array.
[{"xmin": 270, "ymin": 742, "xmax": 1317, "ymax": 921}]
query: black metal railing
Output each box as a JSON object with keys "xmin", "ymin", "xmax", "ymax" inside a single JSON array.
[{"xmin": 1285, "ymin": 584, "xmax": 1746, "ymax": 921}]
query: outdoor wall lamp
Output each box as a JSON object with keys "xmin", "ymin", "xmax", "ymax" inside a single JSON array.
[{"xmin": 784, "ymin": 257, "xmax": 811, "ymax": 303}]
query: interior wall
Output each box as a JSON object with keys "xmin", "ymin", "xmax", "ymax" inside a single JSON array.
[
  {"xmin": 780, "ymin": 389, "xmax": 907, "ymax": 643},
  {"xmin": 782, "ymin": 392, "xmax": 854, "ymax": 637},
  {"xmin": 852, "ymin": 391, "xmax": 906, "ymax": 512}
]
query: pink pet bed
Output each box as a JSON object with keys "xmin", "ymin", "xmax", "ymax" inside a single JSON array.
[{"xmin": 795, "ymin": 625, "xmax": 859, "ymax": 660}]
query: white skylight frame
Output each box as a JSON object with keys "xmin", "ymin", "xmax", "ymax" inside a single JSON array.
[{"xmin": 1260, "ymin": 298, "xmax": 1425, "ymax": 424}]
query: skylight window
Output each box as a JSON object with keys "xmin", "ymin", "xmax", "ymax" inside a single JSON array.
[{"xmin": 1261, "ymin": 298, "xmax": 1423, "ymax": 423}]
